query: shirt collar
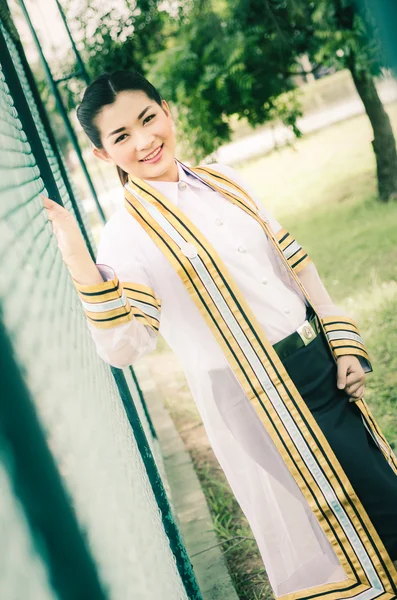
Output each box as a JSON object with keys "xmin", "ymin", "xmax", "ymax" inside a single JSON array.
[{"xmin": 142, "ymin": 159, "xmax": 209, "ymax": 206}]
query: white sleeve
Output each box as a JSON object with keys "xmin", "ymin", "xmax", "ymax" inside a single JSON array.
[
  {"xmin": 72, "ymin": 218, "xmax": 161, "ymax": 368},
  {"xmin": 296, "ymin": 262, "xmax": 348, "ymax": 319}
]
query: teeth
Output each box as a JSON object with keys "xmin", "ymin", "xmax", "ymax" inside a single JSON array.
[{"xmin": 143, "ymin": 145, "xmax": 162, "ymax": 161}]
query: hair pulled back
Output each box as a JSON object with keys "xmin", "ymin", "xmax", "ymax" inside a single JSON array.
[{"xmin": 76, "ymin": 70, "xmax": 163, "ymax": 185}]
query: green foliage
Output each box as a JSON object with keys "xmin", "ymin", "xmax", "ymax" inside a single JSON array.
[
  {"xmin": 308, "ymin": 0, "xmax": 387, "ymax": 75},
  {"xmin": 61, "ymin": 0, "xmax": 168, "ymax": 110},
  {"xmin": 148, "ymin": 2, "xmax": 311, "ymax": 160},
  {"xmin": 56, "ymin": 0, "xmax": 395, "ymax": 162}
]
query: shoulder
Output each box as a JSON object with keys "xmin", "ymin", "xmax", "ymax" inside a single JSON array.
[
  {"xmin": 199, "ymin": 162, "xmax": 261, "ymax": 204},
  {"xmin": 202, "ymin": 162, "xmax": 239, "ymax": 180},
  {"xmin": 200, "ymin": 162, "xmax": 252, "ymax": 193},
  {"xmin": 201, "ymin": 162, "xmax": 282, "ymax": 233}
]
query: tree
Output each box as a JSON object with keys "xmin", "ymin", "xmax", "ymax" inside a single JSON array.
[
  {"xmin": 60, "ymin": 0, "xmax": 169, "ymax": 111},
  {"xmin": 307, "ymin": 0, "xmax": 397, "ymax": 201},
  {"xmin": 62, "ymin": 0, "xmax": 397, "ymax": 200},
  {"xmin": 152, "ymin": 0, "xmax": 397, "ymax": 200},
  {"xmin": 148, "ymin": 0, "xmax": 309, "ymax": 161}
]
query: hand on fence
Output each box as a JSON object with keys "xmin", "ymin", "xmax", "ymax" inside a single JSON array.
[{"xmin": 41, "ymin": 194, "xmax": 103, "ymax": 285}]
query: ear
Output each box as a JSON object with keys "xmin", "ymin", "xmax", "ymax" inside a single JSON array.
[
  {"xmin": 92, "ymin": 146, "xmax": 114, "ymax": 164},
  {"xmin": 161, "ymin": 99, "xmax": 173, "ymax": 120}
]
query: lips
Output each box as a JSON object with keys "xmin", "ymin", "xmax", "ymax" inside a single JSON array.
[{"xmin": 140, "ymin": 144, "xmax": 163, "ymax": 162}]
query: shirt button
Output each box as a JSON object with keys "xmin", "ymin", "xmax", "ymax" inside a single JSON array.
[
  {"xmin": 215, "ymin": 217, "xmax": 224, "ymax": 226},
  {"xmin": 284, "ymin": 308, "xmax": 291, "ymax": 314},
  {"xmin": 238, "ymin": 245, "xmax": 247, "ymax": 253},
  {"xmin": 181, "ymin": 242, "xmax": 198, "ymax": 259},
  {"xmin": 178, "ymin": 181, "xmax": 187, "ymax": 191},
  {"xmin": 261, "ymin": 277, "xmax": 268, "ymax": 285}
]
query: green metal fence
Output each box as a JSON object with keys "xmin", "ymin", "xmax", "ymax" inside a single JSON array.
[{"xmin": 0, "ymin": 12, "xmax": 202, "ymax": 600}]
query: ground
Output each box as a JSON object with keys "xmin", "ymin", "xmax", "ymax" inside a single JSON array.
[{"xmin": 142, "ymin": 103, "xmax": 397, "ymax": 600}]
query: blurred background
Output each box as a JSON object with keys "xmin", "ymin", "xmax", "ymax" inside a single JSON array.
[{"xmin": 0, "ymin": 1, "xmax": 396, "ymax": 598}]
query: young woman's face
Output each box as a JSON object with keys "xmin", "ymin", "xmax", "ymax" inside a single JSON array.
[{"xmin": 92, "ymin": 89, "xmax": 177, "ymax": 182}]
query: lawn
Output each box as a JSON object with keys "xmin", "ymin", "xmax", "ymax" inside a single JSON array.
[{"xmin": 143, "ymin": 105, "xmax": 397, "ymax": 599}]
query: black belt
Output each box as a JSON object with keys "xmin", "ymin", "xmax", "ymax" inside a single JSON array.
[{"xmin": 273, "ymin": 306, "xmax": 321, "ymax": 361}]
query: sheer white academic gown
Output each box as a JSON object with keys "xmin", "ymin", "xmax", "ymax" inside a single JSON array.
[{"xmin": 83, "ymin": 162, "xmax": 353, "ymax": 597}]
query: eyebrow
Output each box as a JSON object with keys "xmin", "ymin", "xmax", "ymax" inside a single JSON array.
[{"xmin": 106, "ymin": 105, "xmax": 153, "ymax": 139}]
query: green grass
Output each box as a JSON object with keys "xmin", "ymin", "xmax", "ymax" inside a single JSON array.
[{"xmin": 190, "ymin": 452, "xmax": 273, "ymax": 599}]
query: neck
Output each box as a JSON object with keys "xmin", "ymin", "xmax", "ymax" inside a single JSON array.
[{"xmin": 144, "ymin": 158, "xmax": 179, "ymax": 183}]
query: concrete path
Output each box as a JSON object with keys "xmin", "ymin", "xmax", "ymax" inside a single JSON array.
[{"xmin": 215, "ymin": 77, "xmax": 397, "ymax": 164}]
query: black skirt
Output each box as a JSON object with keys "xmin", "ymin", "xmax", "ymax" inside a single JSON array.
[{"xmin": 280, "ymin": 329, "xmax": 397, "ymax": 561}]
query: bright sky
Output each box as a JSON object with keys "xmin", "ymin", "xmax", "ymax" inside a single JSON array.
[
  {"xmin": 10, "ymin": 0, "xmax": 72, "ymax": 62},
  {"xmin": 10, "ymin": 0, "xmax": 174, "ymax": 65}
]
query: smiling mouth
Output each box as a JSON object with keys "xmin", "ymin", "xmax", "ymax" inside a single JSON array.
[{"xmin": 140, "ymin": 144, "xmax": 164, "ymax": 161}]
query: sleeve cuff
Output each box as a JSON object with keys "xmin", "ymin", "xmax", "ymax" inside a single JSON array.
[
  {"xmin": 321, "ymin": 316, "xmax": 373, "ymax": 373},
  {"xmin": 276, "ymin": 228, "xmax": 312, "ymax": 273},
  {"xmin": 72, "ymin": 264, "xmax": 134, "ymax": 330}
]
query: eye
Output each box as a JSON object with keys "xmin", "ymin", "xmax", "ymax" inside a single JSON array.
[
  {"xmin": 115, "ymin": 133, "xmax": 128, "ymax": 143},
  {"xmin": 143, "ymin": 114, "xmax": 155, "ymax": 125}
]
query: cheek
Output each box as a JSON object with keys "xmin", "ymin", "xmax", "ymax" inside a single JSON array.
[
  {"xmin": 156, "ymin": 118, "xmax": 173, "ymax": 138},
  {"xmin": 110, "ymin": 143, "xmax": 133, "ymax": 162}
]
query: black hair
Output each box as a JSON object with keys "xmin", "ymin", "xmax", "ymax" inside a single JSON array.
[{"xmin": 76, "ymin": 70, "xmax": 163, "ymax": 185}]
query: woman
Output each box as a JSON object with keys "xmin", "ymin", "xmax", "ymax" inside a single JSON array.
[{"xmin": 43, "ymin": 70, "xmax": 397, "ymax": 599}]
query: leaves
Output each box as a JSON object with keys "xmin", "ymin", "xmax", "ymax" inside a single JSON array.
[{"xmin": 55, "ymin": 0, "xmax": 391, "ymax": 161}]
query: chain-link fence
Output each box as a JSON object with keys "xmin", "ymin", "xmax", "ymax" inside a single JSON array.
[{"xmin": 0, "ymin": 11, "xmax": 201, "ymax": 600}]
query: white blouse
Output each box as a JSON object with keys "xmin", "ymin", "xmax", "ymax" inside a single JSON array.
[
  {"xmin": 87, "ymin": 161, "xmax": 348, "ymax": 370},
  {"xmin": 77, "ymin": 161, "xmax": 356, "ymax": 596}
]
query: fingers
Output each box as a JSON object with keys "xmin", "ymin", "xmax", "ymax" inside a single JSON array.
[
  {"xmin": 346, "ymin": 371, "xmax": 363, "ymax": 386},
  {"xmin": 336, "ymin": 361, "xmax": 347, "ymax": 390},
  {"xmin": 40, "ymin": 194, "xmax": 56, "ymax": 208},
  {"xmin": 40, "ymin": 194, "xmax": 64, "ymax": 215},
  {"xmin": 345, "ymin": 371, "xmax": 365, "ymax": 395},
  {"xmin": 349, "ymin": 385, "xmax": 365, "ymax": 402},
  {"xmin": 345, "ymin": 375, "xmax": 364, "ymax": 391},
  {"xmin": 346, "ymin": 380, "xmax": 364, "ymax": 395},
  {"xmin": 336, "ymin": 355, "xmax": 365, "ymax": 401}
]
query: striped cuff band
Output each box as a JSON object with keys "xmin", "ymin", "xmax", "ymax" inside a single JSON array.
[
  {"xmin": 72, "ymin": 266, "xmax": 162, "ymax": 333},
  {"xmin": 321, "ymin": 316, "xmax": 372, "ymax": 371},
  {"xmin": 73, "ymin": 274, "xmax": 135, "ymax": 330},
  {"xmin": 276, "ymin": 228, "xmax": 312, "ymax": 273}
]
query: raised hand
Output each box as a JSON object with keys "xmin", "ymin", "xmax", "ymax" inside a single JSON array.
[{"xmin": 41, "ymin": 194, "xmax": 103, "ymax": 285}]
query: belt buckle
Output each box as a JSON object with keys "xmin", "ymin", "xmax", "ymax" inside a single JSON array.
[{"xmin": 297, "ymin": 320, "xmax": 316, "ymax": 346}]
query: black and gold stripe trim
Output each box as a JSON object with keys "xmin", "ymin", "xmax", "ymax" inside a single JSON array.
[
  {"xmin": 276, "ymin": 228, "xmax": 312, "ymax": 273},
  {"xmin": 124, "ymin": 170, "xmax": 397, "ymax": 598},
  {"xmin": 122, "ymin": 282, "xmax": 161, "ymax": 332},
  {"xmin": 73, "ymin": 276, "xmax": 161, "ymax": 333},
  {"xmin": 321, "ymin": 317, "xmax": 372, "ymax": 367}
]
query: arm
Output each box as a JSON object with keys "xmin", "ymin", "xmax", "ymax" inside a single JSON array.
[
  {"xmin": 73, "ymin": 263, "xmax": 160, "ymax": 368},
  {"xmin": 73, "ymin": 221, "xmax": 161, "ymax": 368},
  {"xmin": 42, "ymin": 194, "xmax": 160, "ymax": 368},
  {"xmin": 297, "ymin": 262, "xmax": 372, "ymax": 374}
]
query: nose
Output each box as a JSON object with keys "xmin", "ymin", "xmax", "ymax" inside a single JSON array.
[{"xmin": 135, "ymin": 130, "xmax": 155, "ymax": 154}]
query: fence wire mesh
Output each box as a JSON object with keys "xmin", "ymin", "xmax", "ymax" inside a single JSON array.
[{"xmin": 0, "ymin": 16, "xmax": 195, "ymax": 600}]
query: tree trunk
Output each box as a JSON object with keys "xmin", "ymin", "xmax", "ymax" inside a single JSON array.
[{"xmin": 348, "ymin": 55, "xmax": 397, "ymax": 202}]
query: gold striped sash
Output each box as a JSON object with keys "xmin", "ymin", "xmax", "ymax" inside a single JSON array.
[{"xmin": 123, "ymin": 164, "xmax": 397, "ymax": 599}]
